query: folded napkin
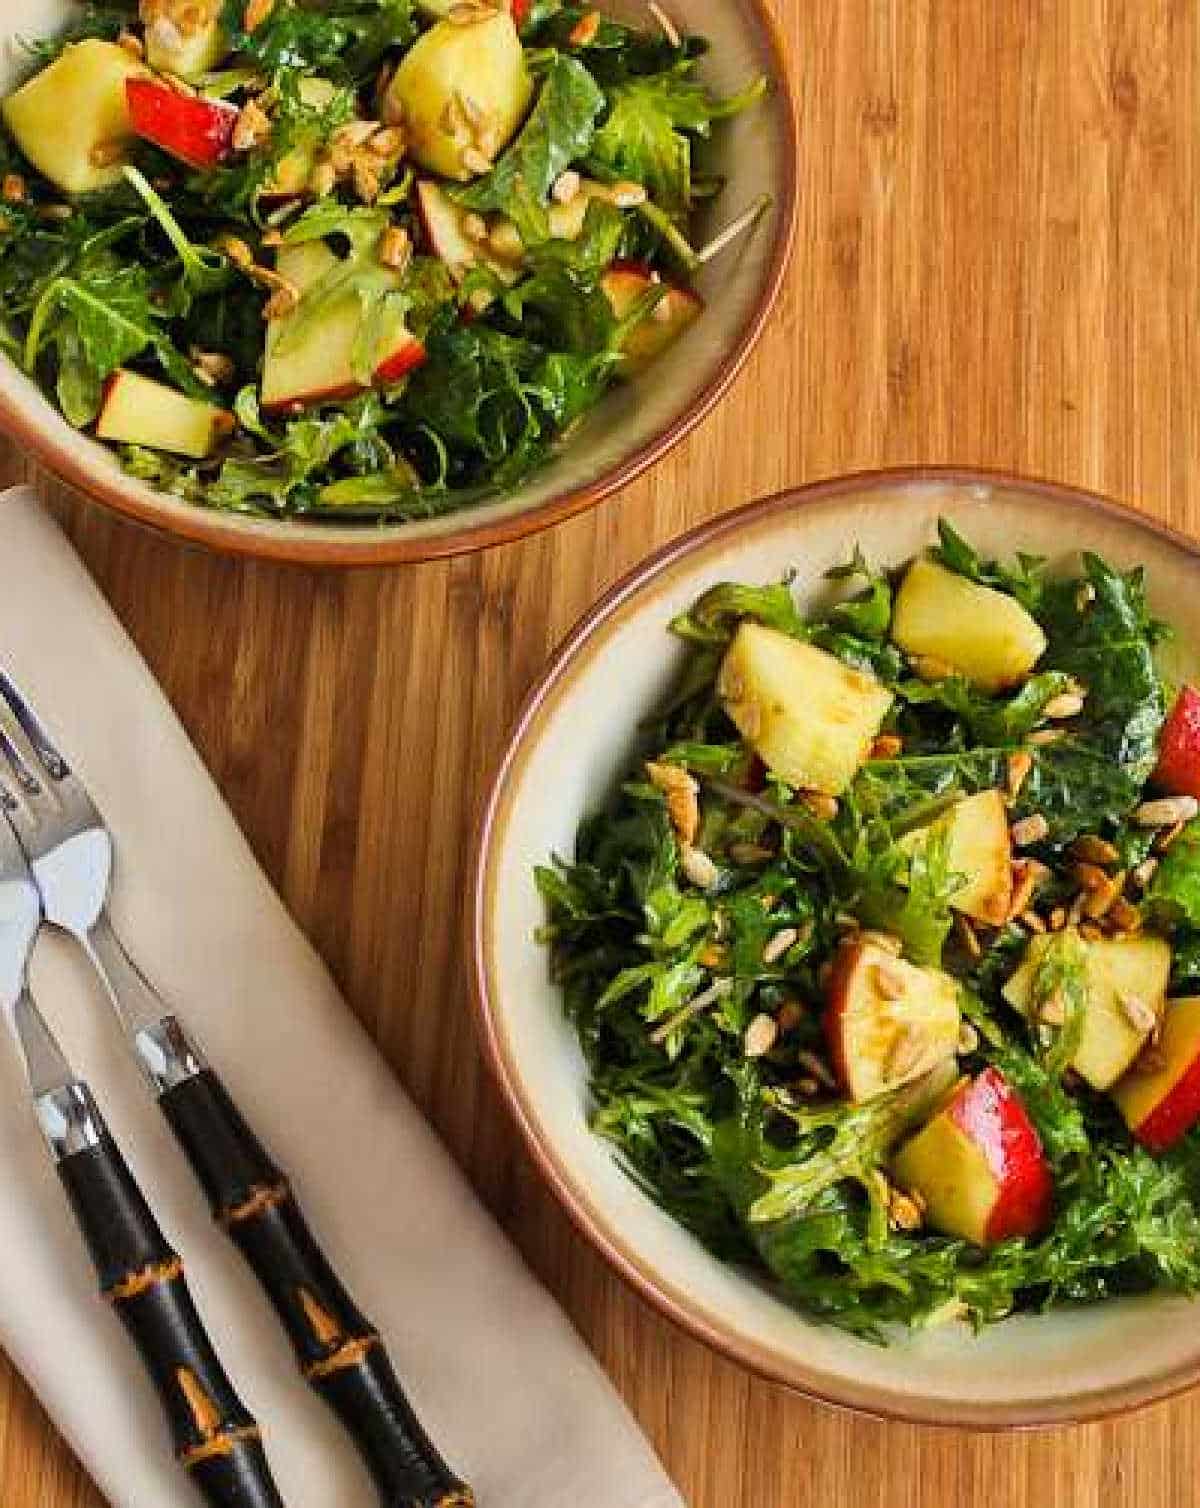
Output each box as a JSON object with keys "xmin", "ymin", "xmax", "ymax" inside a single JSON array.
[{"xmin": 0, "ymin": 486, "xmax": 682, "ymax": 1508}]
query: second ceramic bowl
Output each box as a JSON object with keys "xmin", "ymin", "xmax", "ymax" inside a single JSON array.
[{"xmin": 474, "ymin": 469, "xmax": 1200, "ymax": 1428}]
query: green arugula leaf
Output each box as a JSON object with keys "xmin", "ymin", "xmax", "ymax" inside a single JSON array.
[
  {"xmin": 457, "ymin": 55, "xmax": 605, "ymax": 242},
  {"xmin": 590, "ymin": 61, "xmax": 765, "ymax": 216}
]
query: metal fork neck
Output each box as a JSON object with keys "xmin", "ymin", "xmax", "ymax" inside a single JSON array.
[{"xmin": 83, "ymin": 915, "xmax": 206, "ymax": 1093}]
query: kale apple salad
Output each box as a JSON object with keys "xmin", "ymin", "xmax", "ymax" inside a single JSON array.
[
  {"xmin": 0, "ymin": 0, "xmax": 765, "ymax": 521},
  {"xmin": 537, "ymin": 522, "xmax": 1200, "ymax": 1338}
]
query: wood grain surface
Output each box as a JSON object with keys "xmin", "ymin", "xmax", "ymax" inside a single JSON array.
[{"xmin": 3, "ymin": 2, "xmax": 1200, "ymax": 1504}]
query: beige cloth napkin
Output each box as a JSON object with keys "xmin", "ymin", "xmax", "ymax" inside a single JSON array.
[{"xmin": 0, "ymin": 486, "xmax": 682, "ymax": 1508}]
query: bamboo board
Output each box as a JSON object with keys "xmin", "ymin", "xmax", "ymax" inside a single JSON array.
[{"xmin": 2, "ymin": 2, "xmax": 1199, "ymax": 1503}]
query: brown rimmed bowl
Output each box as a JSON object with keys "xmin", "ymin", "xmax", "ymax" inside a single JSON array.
[
  {"xmin": 473, "ymin": 468, "xmax": 1200, "ymax": 1428},
  {"xmin": 0, "ymin": 0, "xmax": 797, "ymax": 566}
]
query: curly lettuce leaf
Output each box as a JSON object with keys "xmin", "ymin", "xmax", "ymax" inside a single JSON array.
[
  {"xmin": 457, "ymin": 55, "xmax": 604, "ymax": 243},
  {"xmin": 589, "ymin": 61, "xmax": 766, "ymax": 216}
]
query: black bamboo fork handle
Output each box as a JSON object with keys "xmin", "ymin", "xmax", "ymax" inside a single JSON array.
[
  {"xmin": 45, "ymin": 1077, "xmax": 286, "ymax": 1508},
  {"xmin": 0, "ymin": 670, "xmax": 473, "ymax": 1508},
  {"xmin": 92, "ymin": 924, "xmax": 473, "ymax": 1508},
  {"xmin": 0, "ymin": 802, "xmax": 285, "ymax": 1508}
]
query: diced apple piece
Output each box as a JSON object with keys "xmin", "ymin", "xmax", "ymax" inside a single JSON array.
[
  {"xmin": 1152, "ymin": 686, "xmax": 1200, "ymax": 799},
  {"xmin": 127, "ymin": 78, "xmax": 236, "ymax": 169},
  {"xmin": 1113, "ymin": 997, "xmax": 1200, "ymax": 1153},
  {"xmin": 717, "ymin": 623, "xmax": 893, "ymax": 796},
  {"xmin": 385, "ymin": 12, "xmax": 533, "ymax": 181},
  {"xmin": 261, "ymin": 241, "xmax": 425, "ymax": 413},
  {"xmin": 141, "ymin": 0, "xmax": 228, "ymax": 80},
  {"xmin": 2, "ymin": 40, "xmax": 144, "ymax": 195},
  {"xmin": 1004, "ymin": 930, "xmax": 1171, "ymax": 1091},
  {"xmin": 96, "ymin": 370, "xmax": 229, "ymax": 459},
  {"xmin": 893, "ymin": 1067, "xmax": 1053, "ymax": 1245},
  {"xmin": 259, "ymin": 79, "xmax": 338, "ymax": 204},
  {"xmin": 823, "ymin": 939, "xmax": 961, "ymax": 1104},
  {"xmin": 899, "ymin": 789, "xmax": 1013, "ymax": 927},
  {"xmin": 892, "ymin": 557, "xmax": 1047, "ymax": 691},
  {"xmin": 602, "ymin": 266, "xmax": 704, "ymax": 376},
  {"xmin": 415, "ymin": 180, "xmax": 519, "ymax": 286}
]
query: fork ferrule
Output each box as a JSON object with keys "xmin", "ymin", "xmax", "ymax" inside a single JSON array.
[
  {"xmin": 134, "ymin": 1015, "xmax": 207, "ymax": 1094},
  {"xmin": 33, "ymin": 1082, "xmax": 104, "ymax": 1162}
]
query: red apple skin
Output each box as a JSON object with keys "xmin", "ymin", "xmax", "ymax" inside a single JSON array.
[
  {"xmin": 1135, "ymin": 1052, "xmax": 1200, "ymax": 1152},
  {"xmin": 375, "ymin": 339, "xmax": 427, "ymax": 384},
  {"xmin": 512, "ymin": 0, "xmax": 532, "ymax": 26},
  {"xmin": 126, "ymin": 79, "xmax": 237, "ymax": 169},
  {"xmin": 1116, "ymin": 999, "xmax": 1200, "ymax": 1153},
  {"xmin": 262, "ymin": 342, "xmax": 426, "ymax": 415},
  {"xmin": 1153, "ymin": 686, "xmax": 1200, "ymax": 798},
  {"xmin": 949, "ymin": 1068, "xmax": 1053, "ymax": 1242}
]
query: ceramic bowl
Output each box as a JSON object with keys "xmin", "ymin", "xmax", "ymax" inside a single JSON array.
[
  {"xmin": 473, "ymin": 469, "xmax": 1200, "ymax": 1428},
  {"xmin": 0, "ymin": 0, "xmax": 796, "ymax": 565}
]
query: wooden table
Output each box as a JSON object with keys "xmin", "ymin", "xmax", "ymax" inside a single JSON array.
[{"xmin": 3, "ymin": 2, "xmax": 1200, "ymax": 1504}]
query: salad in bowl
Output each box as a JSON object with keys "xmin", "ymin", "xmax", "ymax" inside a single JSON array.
[
  {"xmin": 0, "ymin": 0, "xmax": 769, "ymax": 527},
  {"xmin": 536, "ymin": 516, "xmax": 1200, "ymax": 1341}
]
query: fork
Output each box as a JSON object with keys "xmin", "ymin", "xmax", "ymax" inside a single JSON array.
[
  {"xmin": 0, "ymin": 815, "xmax": 286, "ymax": 1508},
  {"xmin": 0, "ymin": 672, "xmax": 472, "ymax": 1508}
]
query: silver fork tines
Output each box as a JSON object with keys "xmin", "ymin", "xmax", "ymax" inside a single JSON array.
[{"xmin": 0, "ymin": 671, "xmax": 71, "ymax": 782}]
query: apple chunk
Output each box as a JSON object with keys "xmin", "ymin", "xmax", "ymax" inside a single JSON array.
[
  {"xmin": 892, "ymin": 1067, "xmax": 1053, "ymax": 1245},
  {"xmin": 415, "ymin": 180, "xmax": 519, "ymax": 286},
  {"xmin": 127, "ymin": 78, "xmax": 236, "ymax": 169},
  {"xmin": 1113, "ymin": 997, "xmax": 1200, "ymax": 1153},
  {"xmin": 1152, "ymin": 686, "xmax": 1200, "ymax": 799},
  {"xmin": 717, "ymin": 623, "xmax": 893, "ymax": 796},
  {"xmin": 2, "ymin": 40, "xmax": 144, "ymax": 195},
  {"xmin": 261, "ymin": 241, "xmax": 426, "ymax": 413},
  {"xmin": 824, "ymin": 939, "xmax": 961, "ymax": 1103},
  {"xmin": 385, "ymin": 12, "xmax": 532, "ymax": 180},
  {"xmin": 1004, "ymin": 930, "xmax": 1171, "ymax": 1091},
  {"xmin": 898, "ymin": 789, "xmax": 1013, "ymax": 927},
  {"xmin": 96, "ymin": 371, "xmax": 229, "ymax": 459},
  {"xmin": 141, "ymin": 0, "xmax": 228, "ymax": 80},
  {"xmin": 602, "ymin": 266, "xmax": 703, "ymax": 376},
  {"xmin": 892, "ymin": 557, "xmax": 1047, "ymax": 691}
]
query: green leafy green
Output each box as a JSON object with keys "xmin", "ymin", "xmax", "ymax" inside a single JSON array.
[
  {"xmin": 536, "ymin": 522, "xmax": 1200, "ymax": 1339},
  {"xmin": 590, "ymin": 61, "xmax": 766, "ymax": 216},
  {"xmin": 458, "ymin": 55, "xmax": 605, "ymax": 243},
  {"xmin": 1147, "ymin": 820, "xmax": 1200, "ymax": 928},
  {"xmin": 3, "ymin": 0, "xmax": 762, "ymax": 521}
]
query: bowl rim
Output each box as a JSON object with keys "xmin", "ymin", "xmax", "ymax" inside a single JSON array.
[
  {"xmin": 0, "ymin": 2, "xmax": 799, "ymax": 568},
  {"xmin": 471, "ymin": 465, "xmax": 1200, "ymax": 1430}
]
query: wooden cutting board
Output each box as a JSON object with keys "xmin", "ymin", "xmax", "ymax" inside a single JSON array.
[{"xmin": 3, "ymin": 2, "xmax": 1199, "ymax": 1503}]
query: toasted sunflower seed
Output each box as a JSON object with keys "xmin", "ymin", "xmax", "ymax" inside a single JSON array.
[
  {"xmin": 1042, "ymin": 692, "xmax": 1086, "ymax": 720},
  {"xmin": 568, "ymin": 8, "xmax": 602, "ymax": 45},
  {"xmin": 1135, "ymin": 795, "xmax": 1199, "ymax": 827},
  {"xmin": 680, "ymin": 844, "xmax": 719, "ymax": 892},
  {"xmin": 762, "ymin": 926, "xmax": 800, "ymax": 965},
  {"xmin": 1006, "ymin": 750, "xmax": 1033, "ymax": 800},
  {"xmin": 1070, "ymin": 834, "xmax": 1119, "ymax": 866},
  {"xmin": 1010, "ymin": 813, "xmax": 1049, "ymax": 847},
  {"xmin": 1120, "ymin": 993, "xmax": 1158, "ymax": 1034},
  {"xmin": 744, "ymin": 1013, "xmax": 779, "ymax": 1058}
]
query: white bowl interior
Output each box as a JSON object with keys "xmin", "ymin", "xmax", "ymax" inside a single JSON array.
[
  {"xmin": 0, "ymin": 0, "xmax": 792, "ymax": 554},
  {"xmin": 481, "ymin": 476, "xmax": 1200, "ymax": 1426}
]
